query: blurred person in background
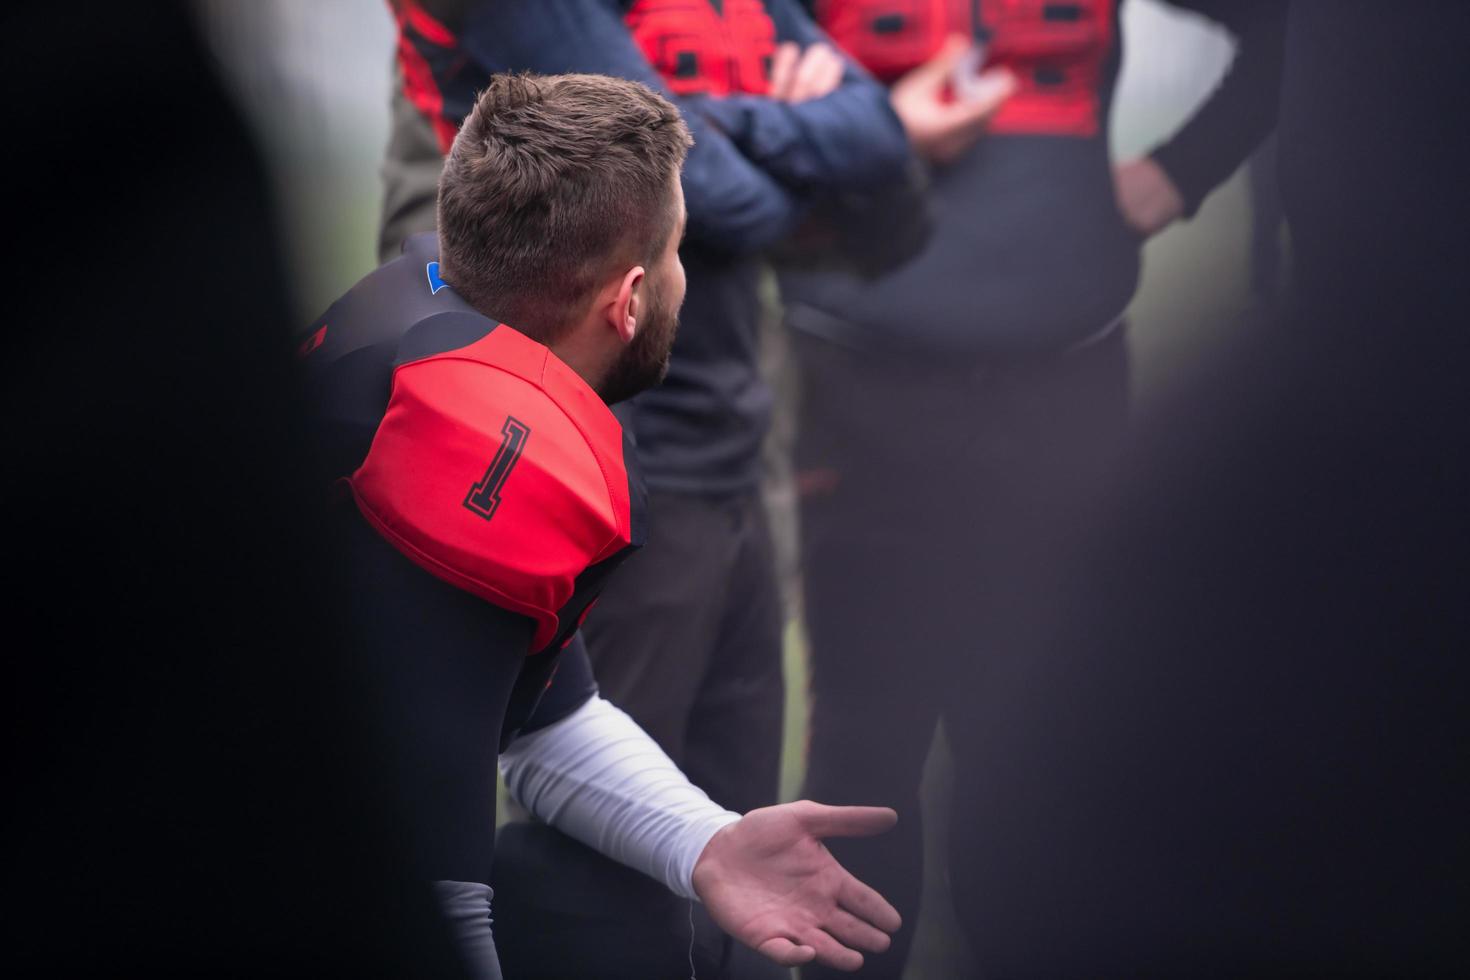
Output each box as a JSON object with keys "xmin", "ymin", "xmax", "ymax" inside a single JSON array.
[
  {"xmin": 377, "ymin": 2, "xmax": 915, "ymax": 976},
  {"xmin": 953, "ymin": 2, "xmax": 1470, "ymax": 973},
  {"xmin": 779, "ymin": 1, "xmax": 1285, "ymax": 976},
  {"xmin": 306, "ymin": 72, "xmax": 904, "ymax": 980}
]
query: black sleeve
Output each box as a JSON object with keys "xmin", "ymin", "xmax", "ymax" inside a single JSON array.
[
  {"xmin": 333, "ymin": 498, "xmax": 598, "ymax": 754},
  {"xmin": 333, "ymin": 505, "xmax": 531, "ymax": 883},
  {"xmin": 1146, "ymin": 0, "xmax": 1287, "ymax": 216},
  {"xmin": 511, "ymin": 632, "xmax": 599, "ymax": 741}
]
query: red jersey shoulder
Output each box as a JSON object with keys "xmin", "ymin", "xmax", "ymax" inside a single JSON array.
[{"xmin": 348, "ymin": 325, "xmax": 635, "ymax": 652}]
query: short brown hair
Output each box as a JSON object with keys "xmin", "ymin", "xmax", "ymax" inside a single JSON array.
[{"xmin": 437, "ymin": 73, "xmax": 692, "ymax": 343}]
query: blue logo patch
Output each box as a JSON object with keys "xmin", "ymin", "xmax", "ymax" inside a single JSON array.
[{"xmin": 426, "ymin": 261, "xmax": 449, "ymax": 295}]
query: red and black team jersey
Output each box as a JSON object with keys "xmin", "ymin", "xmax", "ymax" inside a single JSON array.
[
  {"xmin": 625, "ymin": 0, "xmax": 779, "ymax": 98},
  {"xmin": 304, "ymin": 233, "xmax": 648, "ymax": 745},
  {"xmin": 817, "ymin": 0, "xmax": 1116, "ymax": 137}
]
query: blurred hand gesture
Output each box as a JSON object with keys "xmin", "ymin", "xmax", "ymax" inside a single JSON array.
[
  {"xmin": 692, "ymin": 800, "xmax": 902, "ymax": 972},
  {"xmin": 890, "ymin": 35, "xmax": 1016, "ymax": 165},
  {"xmin": 769, "ymin": 41, "xmax": 846, "ymax": 103},
  {"xmin": 1114, "ymin": 157, "xmax": 1185, "ymax": 237}
]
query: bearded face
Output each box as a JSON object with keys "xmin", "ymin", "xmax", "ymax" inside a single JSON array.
[{"xmin": 598, "ymin": 271, "xmax": 681, "ymax": 405}]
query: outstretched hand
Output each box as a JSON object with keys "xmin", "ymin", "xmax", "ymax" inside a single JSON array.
[{"xmin": 691, "ymin": 801, "xmax": 901, "ymax": 972}]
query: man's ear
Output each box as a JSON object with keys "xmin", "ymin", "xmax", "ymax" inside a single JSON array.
[{"xmin": 608, "ymin": 265, "xmax": 646, "ymax": 346}]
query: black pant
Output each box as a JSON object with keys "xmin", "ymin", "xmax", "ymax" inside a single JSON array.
[
  {"xmin": 794, "ymin": 329, "xmax": 1130, "ymax": 979},
  {"xmin": 493, "ymin": 489, "xmax": 786, "ymax": 980}
]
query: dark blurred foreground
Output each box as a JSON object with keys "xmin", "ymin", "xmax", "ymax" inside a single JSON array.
[
  {"xmin": 951, "ymin": 4, "xmax": 1470, "ymax": 974},
  {"xmin": 4, "ymin": 1, "xmax": 1466, "ymax": 975},
  {"xmin": 3, "ymin": 4, "xmax": 459, "ymax": 974}
]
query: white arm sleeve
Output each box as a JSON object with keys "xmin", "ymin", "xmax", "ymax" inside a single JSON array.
[{"xmin": 498, "ymin": 696, "xmax": 742, "ymax": 900}]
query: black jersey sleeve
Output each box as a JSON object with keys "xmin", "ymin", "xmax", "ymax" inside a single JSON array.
[
  {"xmin": 509, "ymin": 633, "xmax": 600, "ymax": 743},
  {"xmin": 334, "ymin": 488, "xmax": 600, "ymax": 757},
  {"xmin": 333, "ymin": 504, "xmax": 527, "ymax": 883}
]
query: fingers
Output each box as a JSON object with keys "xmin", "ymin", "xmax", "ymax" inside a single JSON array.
[
  {"xmin": 925, "ymin": 67, "xmax": 1016, "ymax": 162},
  {"xmin": 955, "ymin": 66, "xmax": 1018, "ymax": 119},
  {"xmin": 756, "ymin": 936, "xmax": 816, "ymax": 967},
  {"xmin": 795, "ymin": 801, "xmax": 899, "ymax": 839},
  {"xmin": 908, "ymin": 33, "xmax": 973, "ymax": 88},
  {"xmin": 807, "ymin": 928, "xmax": 865, "ymax": 972},
  {"xmin": 1113, "ymin": 157, "xmax": 1185, "ymax": 236},
  {"xmin": 790, "ymin": 43, "xmax": 845, "ymax": 102},
  {"xmin": 769, "ymin": 41, "xmax": 800, "ymax": 100},
  {"xmin": 822, "ymin": 907, "xmax": 892, "ymax": 955},
  {"xmin": 839, "ymin": 872, "xmax": 904, "ymax": 934},
  {"xmin": 757, "ymin": 929, "xmax": 866, "ymax": 973},
  {"xmin": 813, "ymin": 46, "xmax": 846, "ymax": 99},
  {"xmin": 758, "ymin": 924, "xmax": 872, "ymax": 973}
]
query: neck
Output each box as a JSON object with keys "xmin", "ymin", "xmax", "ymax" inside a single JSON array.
[
  {"xmin": 454, "ymin": 282, "xmax": 612, "ymax": 398},
  {"xmin": 548, "ymin": 328, "xmax": 615, "ymax": 402}
]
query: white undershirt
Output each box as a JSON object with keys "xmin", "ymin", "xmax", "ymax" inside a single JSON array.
[{"xmin": 498, "ymin": 696, "xmax": 743, "ymax": 899}]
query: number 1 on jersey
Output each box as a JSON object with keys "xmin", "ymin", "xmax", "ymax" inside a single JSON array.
[{"xmin": 464, "ymin": 416, "xmax": 531, "ymax": 521}]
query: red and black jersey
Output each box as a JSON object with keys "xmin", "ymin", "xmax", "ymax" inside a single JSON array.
[
  {"xmin": 303, "ymin": 233, "xmax": 648, "ymax": 743},
  {"xmin": 625, "ymin": 0, "xmax": 778, "ymax": 98},
  {"xmin": 816, "ymin": 0, "xmax": 1117, "ymax": 136}
]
